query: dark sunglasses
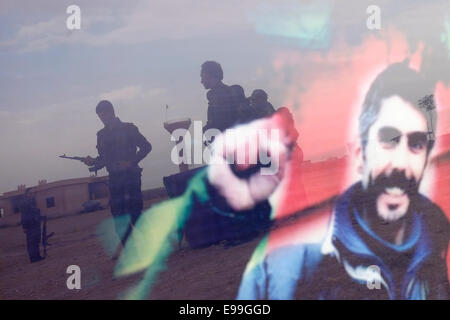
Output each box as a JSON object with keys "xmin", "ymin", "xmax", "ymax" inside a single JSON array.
[{"xmin": 378, "ymin": 126, "xmax": 434, "ymax": 152}]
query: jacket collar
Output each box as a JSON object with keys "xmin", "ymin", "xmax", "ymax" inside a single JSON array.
[{"xmin": 323, "ymin": 182, "xmax": 431, "ymax": 273}]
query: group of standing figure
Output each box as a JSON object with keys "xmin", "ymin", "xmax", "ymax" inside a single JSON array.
[
  {"xmin": 18, "ymin": 60, "xmax": 277, "ymax": 262},
  {"xmin": 201, "ymin": 61, "xmax": 276, "ymax": 134}
]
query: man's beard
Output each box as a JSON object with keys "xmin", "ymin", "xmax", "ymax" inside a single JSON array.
[
  {"xmin": 367, "ymin": 169, "xmax": 419, "ymax": 200},
  {"xmin": 362, "ymin": 169, "xmax": 420, "ymax": 221}
]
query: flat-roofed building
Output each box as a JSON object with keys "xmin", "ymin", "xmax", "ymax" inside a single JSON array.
[{"xmin": 0, "ymin": 176, "xmax": 109, "ymax": 226}]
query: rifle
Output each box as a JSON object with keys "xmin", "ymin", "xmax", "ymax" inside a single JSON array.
[
  {"xmin": 41, "ymin": 216, "xmax": 54, "ymax": 258},
  {"xmin": 59, "ymin": 154, "xmax": 100, "ymax": 176}
]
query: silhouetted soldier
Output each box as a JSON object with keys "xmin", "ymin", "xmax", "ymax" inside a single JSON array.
[
  {"xmin": 249, "ymin": 89, "xmax": 276, "ymax": 120},
  {"xmin": 83, "ymin": 100, "xmax": 152, "ymax": 247},
  {"xmin": 201, "ymin": 61, "xmax": 241, "ymax": 133},
  {"xmin": 230, "ymin": 84, "xmax": 253, "ymax": 125},
  {"xmin": 19, "ymin": 189, "xmax": 43, "ymax": 263}
]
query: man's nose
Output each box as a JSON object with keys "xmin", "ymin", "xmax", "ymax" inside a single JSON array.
[{"xmin": 390, "ymin": 140, "xmax": 411, "ymax": 177}]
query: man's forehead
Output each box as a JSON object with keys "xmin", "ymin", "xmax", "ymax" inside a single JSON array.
[{"xmin": 370, "ymin": 95, "xmax": 428, "ymax": 135}]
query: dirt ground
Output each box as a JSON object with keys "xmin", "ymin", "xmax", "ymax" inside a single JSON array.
[{"xmin": 0, "ymin": 206, "xmax": 262, "ymax": 300}]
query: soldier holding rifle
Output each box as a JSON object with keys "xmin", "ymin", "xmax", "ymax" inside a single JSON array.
[{"xmin": 82, "ymin": 100, "xmax": 152, "ymax": 248}]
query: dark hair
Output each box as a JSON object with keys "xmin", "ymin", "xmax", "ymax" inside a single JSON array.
[
  {"xmin": 251, "ymin": 89, "xmax": 268, "ymax": 101},
  {"xmin": 201, "ymin": 61, "xmax": 223, "ymax": 80},
  {"xmin": 359, "ymin": 62, "xmax": 436, "ymax": 152},
  {"xmin": 96, "ymin": 100, "xmax": 115, "ymax": 114}
]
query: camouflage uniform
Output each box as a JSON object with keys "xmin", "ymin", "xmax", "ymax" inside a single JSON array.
[{"xmin": 93, "ymin": 117, "xmax": 152, "ymax": 245}]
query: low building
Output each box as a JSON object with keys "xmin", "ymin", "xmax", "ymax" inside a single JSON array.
[{"xmin": 0, "ymin": 176, "xmax": 109, "ymax": 226}]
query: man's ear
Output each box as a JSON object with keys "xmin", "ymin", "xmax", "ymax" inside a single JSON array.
[{"xmin": 355, "ymin": 142, "xmax": 364, "ymax": 175}]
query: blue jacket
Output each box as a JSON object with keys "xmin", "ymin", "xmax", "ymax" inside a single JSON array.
[{"xmin": 237, "ymin": 183, "xmax": 449, "ymax": 299}]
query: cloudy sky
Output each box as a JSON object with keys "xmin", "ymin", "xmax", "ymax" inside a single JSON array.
[{"xmin": 0, "ymin": 0, "xmax": 449, "ymax": 193}]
